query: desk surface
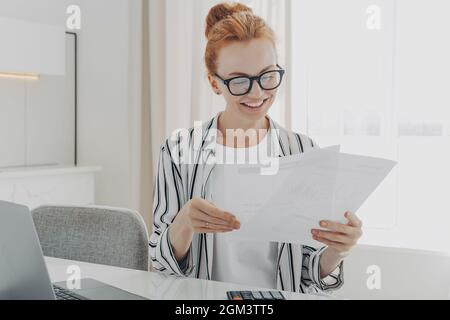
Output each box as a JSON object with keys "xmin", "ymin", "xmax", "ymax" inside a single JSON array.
[{"xmin": 45, "ymin": 257, "xmax": 331, "ymax": 300}]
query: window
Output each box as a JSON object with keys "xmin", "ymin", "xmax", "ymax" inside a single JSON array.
[{"xmin": 291, "ymin": 0, "xmax": 450, "ymax": 253}]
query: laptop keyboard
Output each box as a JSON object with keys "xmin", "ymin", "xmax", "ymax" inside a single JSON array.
[{"xmin": 53, "ymin": 284, "xmax": 86, "ymax": 300}]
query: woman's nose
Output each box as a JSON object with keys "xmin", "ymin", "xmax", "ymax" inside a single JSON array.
[{"xmin": 247, "ymin": 80, "xmax": 264, "ymax": 98}]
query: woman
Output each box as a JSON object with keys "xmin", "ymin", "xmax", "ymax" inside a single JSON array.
[{"xmin": 149, "ymin": 2, "xmax": 363, "ymax": 294}]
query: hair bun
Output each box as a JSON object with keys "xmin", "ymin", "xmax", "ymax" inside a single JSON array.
[{"xmin": 205, "ymin": 2, "xmax": 253, "ymax": 38}]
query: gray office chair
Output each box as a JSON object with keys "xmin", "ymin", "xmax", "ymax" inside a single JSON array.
[{"xmin": 31, "ymin": 205, "xmax": 149, "ymax": 271}]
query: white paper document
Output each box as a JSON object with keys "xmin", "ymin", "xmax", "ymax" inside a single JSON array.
[{"xmin": 211, "ymin": 148, "xmax": 397, "ymax": 247}]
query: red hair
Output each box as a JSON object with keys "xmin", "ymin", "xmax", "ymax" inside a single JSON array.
[{"xmin": 204, "ymin": 2, "xmax": 277, "ymax": 75}]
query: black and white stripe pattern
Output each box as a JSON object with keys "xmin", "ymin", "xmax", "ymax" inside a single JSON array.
[{"xmin": 149, "ymin": 114, "xmax": 344, "ymax": 294}]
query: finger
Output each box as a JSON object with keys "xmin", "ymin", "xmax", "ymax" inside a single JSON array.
[
  {"xmin": 192, "ymin": 220, "xmax": 235, "ymax": 233},
  {"xmin": 194, "ymin": 198, "xmax": 237, "ymax": 223},
  {"xmin": 319, "ymin": 220, "xmax": 354, "ymax": 235},
  {"xmin": 191, "ymin": 208, "xmax": 238, "ymax": 227},
  {"xmin": 312, "ymin": 230, "xmax": 354, "ymax": 245},
  {"xmin": 192, "ymin": 219, "xmax": 235, "ymax": 232},
  {"xmin": 195, "ymin": 228, "xmax": 234, "ymax": 234},
  {"xmin": 193, "ymin": 225, "xmax": 234, "ymax": 234},
  {"xmin": 193, "ymin": 208, "xmax": 241, "ymax": 229},
  {"xmin": 345, "ymin": 211, "xmax": 363, "ymax": 228},
  {"xmin": 193, "ymin": 218, "xmax": 240, "ymax": 231},
  {"xmin": 313, "ymin": 235, "xmax": 347, "ymax": 251}
]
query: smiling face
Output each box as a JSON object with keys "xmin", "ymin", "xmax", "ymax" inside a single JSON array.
[{"xmin": 208, "ymin": 38, "xmax": 280, "ymax": 125}]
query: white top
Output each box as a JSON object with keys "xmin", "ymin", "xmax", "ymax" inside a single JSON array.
[{"xmin": 211, "ymin": 130, "xmax": 278, "ymax": 289}]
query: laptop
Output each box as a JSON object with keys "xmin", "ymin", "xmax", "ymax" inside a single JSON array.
[{"xmin": 0, "ymin": 200, "xmax": 148, "ymax": 300}]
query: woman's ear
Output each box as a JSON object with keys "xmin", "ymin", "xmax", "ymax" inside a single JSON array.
[{"xmin": 208, "ymin": 73, "xmax": 222, "ymax": 95}]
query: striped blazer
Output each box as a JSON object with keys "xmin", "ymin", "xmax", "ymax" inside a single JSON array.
[{"xmin": 149, "ymin": 114, "xmax": 344, "ymax": 294}]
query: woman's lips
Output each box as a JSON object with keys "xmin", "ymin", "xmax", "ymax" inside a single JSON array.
[{"xmin": 240, "ymin": 98, "xmax": 269, "ymax": 109}]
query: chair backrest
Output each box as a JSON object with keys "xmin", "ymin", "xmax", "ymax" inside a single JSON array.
[{"xmin": 31, "ymin": 205, "xmax": 149, "ymax": 271}]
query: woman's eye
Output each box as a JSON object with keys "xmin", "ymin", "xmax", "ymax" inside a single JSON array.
[
  {"xmin": 232, "ymin": 80, "xmax": 248, "ymax": 86},
  {"xmin": 262, "ymin": 75, "xmax": 275, "ymax": 80}
]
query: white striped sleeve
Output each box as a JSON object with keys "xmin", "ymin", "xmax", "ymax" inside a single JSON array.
[
  {"xmin": 149, "ymin": 143, "xmax": 194, "ymax": 277},
  {"xmin": 301, "ymin": 246, "xmax": 344, "ymax": 292}
]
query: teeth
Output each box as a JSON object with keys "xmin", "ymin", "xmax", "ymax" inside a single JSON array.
[{"xmin": 243, "ymin": 100, "xmax": 265, "ymax": 108}]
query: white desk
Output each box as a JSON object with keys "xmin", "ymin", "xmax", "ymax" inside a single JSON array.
[{"xmin": 45, "ymin": 257, "xmax": 331, "ymax": 300}]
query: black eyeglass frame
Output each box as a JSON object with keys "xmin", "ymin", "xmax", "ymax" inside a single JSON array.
[{"xmin": 214, "ymin": 64, "xmax": 285, "ymax": 96}]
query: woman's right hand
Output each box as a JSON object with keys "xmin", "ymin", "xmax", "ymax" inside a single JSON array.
[
  {"xmin": 177, "ymin": 197, "xmax": 241, "ymax": 234},
  {"xmin": 168, "ymin": 198, "xmax": 240, "ymax": 261}
]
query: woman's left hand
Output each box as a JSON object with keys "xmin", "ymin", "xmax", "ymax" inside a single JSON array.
[{"xmin": 311, "ymin": 211, "xmax": 363, "ymax": 257}]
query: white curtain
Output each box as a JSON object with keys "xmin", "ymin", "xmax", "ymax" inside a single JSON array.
[{"xmin": 148, "ymin": 0, "xmax": 291, "ymax": 167}]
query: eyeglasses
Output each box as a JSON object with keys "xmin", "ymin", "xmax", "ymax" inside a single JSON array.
[{"xmin": 214, "ymin": 64, "xmax": 285, "ymax": 96}]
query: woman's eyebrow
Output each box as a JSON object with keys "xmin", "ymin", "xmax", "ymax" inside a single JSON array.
[{"xmin": 228, "ymin": 65, "xmax": 275, "ymax": 77}]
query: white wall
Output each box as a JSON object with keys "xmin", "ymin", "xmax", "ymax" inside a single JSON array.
[
  {"xmin": 60, "ymin": 0, "xmax": 143, "ymax": 215},
  {"xmin": 69, "ymin": 0, "xmax": 133, "ymax": 211},
  {"xmin": 0, "ymin": 0, "xmax": 144, "ymax": 218}
]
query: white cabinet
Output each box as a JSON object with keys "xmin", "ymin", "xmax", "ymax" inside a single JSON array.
[
  {"xmin": 0, "ymin": 166, "xmax": 101, "ymax": 210},
  {"xmin": 0, "ymin": 16, "xmax": 65, "ymax": 76}
]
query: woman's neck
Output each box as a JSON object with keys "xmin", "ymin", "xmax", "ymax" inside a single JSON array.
[{"xmin": 217, "ymin": 110, "xmax": 270, "ymax": 148}]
